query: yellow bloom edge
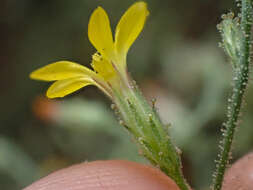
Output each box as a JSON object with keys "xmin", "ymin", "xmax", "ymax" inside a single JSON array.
[{"xmin": 30, "ymin": 2, "xmax": 149, "ymax": 99}]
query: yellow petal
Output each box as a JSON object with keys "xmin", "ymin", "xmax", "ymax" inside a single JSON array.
[
  {"xmin": 115, "ymin": 2, "xmax": 149, "ymax": 58},
  {"xmin": 88, "ymin": 7, "xmax": 114, "ymax": 60},
  {"xmin": 47, "ymin": 77, "xmax": 93, "ymax": 98},
  {"xmin": 30, "ymin": 61, "xmax": 95, "ymax": 81}
]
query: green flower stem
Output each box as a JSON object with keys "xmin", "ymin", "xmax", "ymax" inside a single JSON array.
[
  {"xmin": 212, "ymin": 1, "xmax": 253, "ymax": 190},
  {"xmin": 113, "ymin": 76, "xmax": 190, "ymax": 190}
]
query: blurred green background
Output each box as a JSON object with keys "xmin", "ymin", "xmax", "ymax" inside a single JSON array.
[{"xmin": 1, "ymin": 0, "xmax": 253, "ymax": 189}]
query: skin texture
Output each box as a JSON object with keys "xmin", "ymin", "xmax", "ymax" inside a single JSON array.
[
  {"xmin": 222, "ymin": 152, "xmax": 253, "ymax": 190},
  {"xmin": 24, "ymin": 160, "xmax": 180, "ymax": 190}
]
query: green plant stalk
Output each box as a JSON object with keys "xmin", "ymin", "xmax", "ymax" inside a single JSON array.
[
  {"xmin": 112, "ymin": 75, "xmax": 190, "ymax": 190},
  {"xmin": 212, "ymin": 1, "xmax": 253, "ymax": 190}
]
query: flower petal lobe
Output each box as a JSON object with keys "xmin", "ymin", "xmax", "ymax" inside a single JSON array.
[
  {"xmin": 30, "ymin": 61, "xmax": 95, "ymax": 81},
  {"xmin": 115, "ymin": 2, "xmax": 149, "ymax": 58},
  {"xmin": 46, "ymin": 77, "xmax": 93, "ymax": 98},
  {"xmin": 88, "ymin": 7, "xmax": 114, "ymax": 60}
]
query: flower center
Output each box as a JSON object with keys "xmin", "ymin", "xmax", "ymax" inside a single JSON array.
[{"xmin": 91, "ymin": 53, "xmax": 117, "ymax": 82}]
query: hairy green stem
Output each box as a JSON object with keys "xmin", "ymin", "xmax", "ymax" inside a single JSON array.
[
  {"xmin": 113, "ymin": 76, "xmax": 190, "ymax": 190},
  {"xmin": 212, "ymin": 0, "xmax": 252, "ymax": 190}
]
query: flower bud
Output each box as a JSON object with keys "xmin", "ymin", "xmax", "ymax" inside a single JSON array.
[{"xmin": 217, "ymin": 12, "xmax": 243, "ymax": 68}]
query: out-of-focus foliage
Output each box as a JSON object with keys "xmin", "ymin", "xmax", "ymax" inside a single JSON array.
[{"xmin": 1, "ymin": 0, "xmax": 253, "ymax": 189}]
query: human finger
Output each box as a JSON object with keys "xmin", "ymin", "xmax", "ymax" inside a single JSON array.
[{"xmin": 24, "ymin": 160, "xmax": 180, "ymax": 190}]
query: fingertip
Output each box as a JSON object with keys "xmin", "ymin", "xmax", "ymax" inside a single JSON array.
[
  {"xmin": 24, "ymin": 160, "xmax": 180, "ymax": 190},
  {"xmin": 223, "ymin": 152, "xmax": 253, "ymax": 190}
]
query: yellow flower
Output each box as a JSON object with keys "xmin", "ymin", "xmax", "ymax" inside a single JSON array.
[{"xmin": 30, "ymin": 2, "xmax": 149, "ymax": 99}]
